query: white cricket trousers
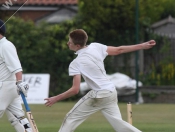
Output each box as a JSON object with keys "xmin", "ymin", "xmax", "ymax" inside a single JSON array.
[
  {"xmin": 58, "ymin": 90, "xmax": 142, "ymax": 132},
  {"xmin": 0, "ymin": 81, "xmax": 24, "ymax": 118}
]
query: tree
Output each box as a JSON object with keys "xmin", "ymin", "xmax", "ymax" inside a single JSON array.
[
  {"xmin": 3, "ymin": 0, "xmax": 175, "ymax": 98},
  {"xmin": 75, "ymin": 0, "xmax": 175, "ymax": 76},
  {"xmin": 6, "ymin": 17, "xmax": 77, "ymax": 96},
  {"xmin": 76, "ymin": 0, "xmax": 175, "ymax": 44},
  {"xmin": 76, "ymin": 0, "xmax": 136, "ymax": 46}
]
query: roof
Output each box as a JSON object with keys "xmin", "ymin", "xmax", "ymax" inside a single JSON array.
[
  {"xmin": 36, "ymin": 7, "xmax": 77, "ymax": 24},
  {"xmin": 151, "ymin": 15, "xmax": 175, "ymax": 38},
  {"xmin": 0, "ymin": 0, "xmax": 78, "ymax": 6},
  {"xmin": 151, "ymin": 15, "xmax": 175, "ymax": 29}
]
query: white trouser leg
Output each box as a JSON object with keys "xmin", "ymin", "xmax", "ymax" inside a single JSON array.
[
  {"xmin": 58, "ymin": 90, "xmax": 142, "ymax": 132},
  {"xmin": 6, "ymin": 98, "xmax": 33, "ymax": 132},
  {"xmin": 6, "ymin": 110, "xmax": 33, "ymax": 132},
  {"xmin": 100, "ymin": 90, "xmax": 142, "ymax": 132},
  {"xmin": 0, "ymin": 81, "xmax": 32, "ymax": 132},
  {"xmin": 58, "ymin": 90, "xmax": 117, "ymax": 132},
  {"xmin": 0, "ymin": 81, "xmax": 18, "ymax": 118},
  {"xmin": 101, "ymin": 101, "xmax": 142, "ymax": 132},
  {"xmin": 6, "ymin": 110, "xmax": 25, "ymax": 132},
  {"xmin": 58, "ymin": 94, "xmax": 100, "ymax": 132}
]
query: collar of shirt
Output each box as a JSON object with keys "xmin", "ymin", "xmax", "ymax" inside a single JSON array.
[
  {"xmin": 0, "ymin": 37, "xmax": 6, "ymax": 42},
  {"xmin": 74, "ymin": 46, "xmax": 88, "ymax": 55}
]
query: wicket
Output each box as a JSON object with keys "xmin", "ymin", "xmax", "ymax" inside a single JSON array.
[{"xmin": 127, "ymin": 102, "xmax": 132, "ymax": 125}]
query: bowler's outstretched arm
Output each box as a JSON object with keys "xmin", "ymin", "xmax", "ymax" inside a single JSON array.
[{"xmin": 107, "ymin": 40, "xmax": 156, "ymax": 55}]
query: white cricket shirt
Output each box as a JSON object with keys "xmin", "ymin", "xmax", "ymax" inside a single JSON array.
[
  {"xmin": 69, "ymin": 43, "xmax": 115, "ymax": 91},
  {"xmin": 0, "ymin": 37, "xmax": 22, "ymax": 81}
]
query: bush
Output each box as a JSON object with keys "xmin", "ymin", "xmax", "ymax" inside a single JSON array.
[
  {"xmin": 140, "ymin": 63, "xmax": 175, "ymax": 85},
  {"xmin": 6, "ymin": 17, "xmax": 76, "ymax": 97}
]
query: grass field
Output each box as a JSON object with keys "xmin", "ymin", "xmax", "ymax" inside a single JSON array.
[{"xmin": 0, "ymin": 102, "xmax": 175, "ymax": 132}]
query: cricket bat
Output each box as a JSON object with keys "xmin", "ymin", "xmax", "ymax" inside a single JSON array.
[
  {"xmin": 127, "ymin": 102, "xmax": 132, "ymax": 125},
  {"xmin": 20, "ymin": 92, "xmax": 39, "ymax": 132}
]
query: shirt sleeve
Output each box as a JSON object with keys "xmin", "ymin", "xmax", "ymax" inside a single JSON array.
[
  {"xmin": 2, "ymin": 42, "xmax": 22, "ymax": 73},
  {"xmin": 68, "ymin": 60, "xmax": 80, "ymax": 76},
  {"xmin": 92, "ymin": 43, "xmax": 108, "ymax": 60}
]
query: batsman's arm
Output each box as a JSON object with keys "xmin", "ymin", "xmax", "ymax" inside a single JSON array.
[
  {"xmin": 20, "ymin": 92, "xmax": 39, "ymax": 132},
  {"xmin": 15, "ymin": 72, "xmax": 23, "ymax": 82}
]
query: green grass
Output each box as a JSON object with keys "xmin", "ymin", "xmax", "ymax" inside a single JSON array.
[{"xmin": 1, "ymin": 102, "xmax": 175, "ymax": 132}]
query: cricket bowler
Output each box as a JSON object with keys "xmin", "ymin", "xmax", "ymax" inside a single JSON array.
[
  {"xmin": 45, "ymin": 29, "xmax": 156, "ymax": 132},
  {"xmin": 0, "ymin": 19, "xmax": 32, "ymax": 132}
]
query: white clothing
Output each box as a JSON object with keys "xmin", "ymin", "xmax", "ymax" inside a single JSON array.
[
  {"xmin": 0, "ymin": 37, "xmax": 32, "ymax": 132},
  {"xmin": 59, "ymin": 90, "xmax": 142, "ymax": 132},
  {"xmin": 64, "ymin": 43, "xmax": 142, "ymax": 132},
  {"xmin": 0, "ymin": 37, "xmax": 23, "ymax": 117},
  {"xmin": 69, "ymin": 43, "xmax": 115, "ymax": 91},
  {"xmin": 0, "ymin": 81, "xmax": 24, "ymax": 118},
  {"xmin": 0, "ymin": 37, "xmax": 22, "ymax": 81}
]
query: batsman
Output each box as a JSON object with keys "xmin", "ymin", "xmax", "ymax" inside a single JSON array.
[
  {"xmin": 45, "ymin": 29, "xmax": 156, "ymax": 132},
  {"xmin": 0, "ymin": 19, "xmax": 32, "ymax": 132}
]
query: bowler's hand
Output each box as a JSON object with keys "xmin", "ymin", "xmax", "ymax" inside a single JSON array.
[
  {"xmin": 44, "ymin": 96, "xmax": 58, "ymax": 107},
  {"xmin": 143, "ymin": 40, "xmax": 156, "ymax": 49}
]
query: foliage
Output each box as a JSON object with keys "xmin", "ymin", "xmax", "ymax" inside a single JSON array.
[
  {"xmin": 5, "ymin": 17, "xmax": 75, "ymax": 96},
  {"xmin": 2, "ymin": 0, "xmax": 175, "ymax": 98},
  {"xmin": 140, "ymin": 63, "xmax": 175, "ymax": 85},
  {"xmin": 156, "ymin": 0, "xmax": 175, "ymax": 19},
  {"xmin": 140, "ymin": 32, "xmax": 175, "ymax": 85},
  {"xmin": 139, "ymin": 0, "xmax": 168, "ymax": 26},
  {"xmin": 139, "ymin": 0, "xmax": 175, "ymax": 40},
  {"xmin": 77, "ymin": 0, "xmax": 175, "ymax": 44},
  {"xmin": 76, "ymin": 0, "xmax": 137, "ymax": 74},
  {"xmin": 77, "ymin": 0, "xmax": 136, "ymax": 46},
  {"xmin": 76, "ymin": 0, "xmax": 175, "ymax": 76}
]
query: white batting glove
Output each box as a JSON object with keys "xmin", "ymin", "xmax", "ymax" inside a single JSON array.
[{"xmin": 16, "ymin": 81, "xmax": 29, "ymax": 97}]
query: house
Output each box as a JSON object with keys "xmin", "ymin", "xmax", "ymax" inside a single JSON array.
[
  {"xmin": 150, "ymin": 15, "xmax": 175, "ymax": 62},
  {"xmin": 0, "ymin": 0, "xmax": 78, "ymax": 23},
  {"xmin": 113, "ymin": 15, "xmax": 175, "ymax": 78},
  {"xmin": 151, "ymin": 15, "xmax": 175, "ymax": 38}
]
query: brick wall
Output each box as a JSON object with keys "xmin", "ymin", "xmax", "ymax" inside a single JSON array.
[{"xmin": 1, "ymin": 10, "xmax": 54, "ymax": 21}]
